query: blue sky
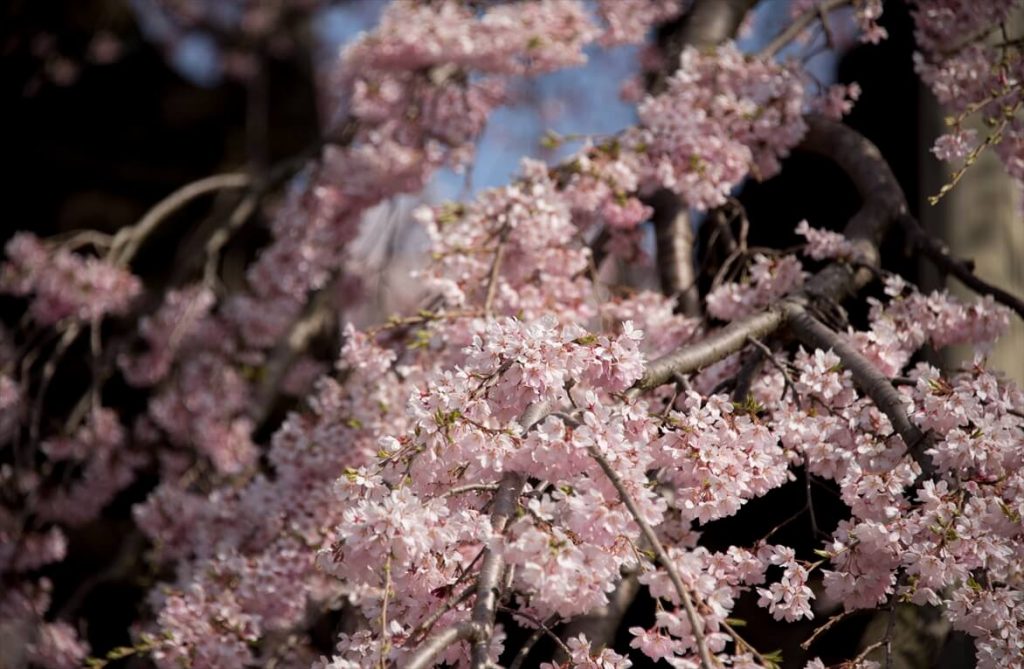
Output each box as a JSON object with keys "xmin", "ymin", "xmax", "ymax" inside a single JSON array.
[{"xmin": 141, "ymin": 0, "xmax": 840, "ymax": 200}]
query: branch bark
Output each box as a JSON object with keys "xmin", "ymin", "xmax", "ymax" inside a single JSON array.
[
  {"xmin": 467, "ymin": 470, "xmax": 526, "ymax": 667},
  {"xmin": 650, "ymin": 189, "xmax": 701, "ymax": 316},
  {"xmin": 404, "ymin": 623, "xmax": 479, "ymax": 669},
  {"xmin": 646, "ymin": 0, "xmax": 759, "ymax": 316},
  {"xmin": 758, "ymin": 0, "xmax": 853, "ymax": 59}
]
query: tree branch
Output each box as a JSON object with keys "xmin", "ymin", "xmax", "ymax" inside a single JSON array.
[
  {"xmin": 646, "ymin": 0, "xmax": 759, "ymax": 316},
  {"xmin": 403, "ymin": 403, "xmax": 551, "ymax": 669},
  {"xmin": 404, "ymin": 623, "xmax": 479, "ymax": 669},
  {"xmin": 468, "ymin": 470, "xmax": 525, "ymax": 667},
  {"xmin": 782, "ymin": 302, "xmax": 935, "ymax": 476},
  {"xmin": 897, "ymin": 213, "xmax": 1024, "ymax": 320},
  {"xmin": 635, "ymin": 116, "xmax": 908, "ymax": 394},
  {"xmin": 758, "ymin": 0, "xmax": 852, "ymax": 59},
  {"xmin": 588, "ymin": 445, "xmax": 716, "ymax": 669},
  {"xmin": 409, "ymin": 108, "xmax": 916, "ymax": 669},
  {"xmin": 672, "ymin": 0, "xmax": 760, "ymax": 51},
  {"xmin": 557, "ymin": 572, "xmax": 640, "ymax": 661},
  {"xmin": 649, "ymin": 189, "xmax": 701, "ymax": 316},
  {"xmin": 110, "ymin": 173, "xmax": 252, "ymax": 266},
  {"xmin": 634, "ymin": 307, "xmax": 785, "ymax": 393}
]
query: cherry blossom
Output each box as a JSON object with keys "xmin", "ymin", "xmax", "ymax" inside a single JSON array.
[{"xmin": 4, "ymin": 2, "xmax": 1024, "ymax": 669}]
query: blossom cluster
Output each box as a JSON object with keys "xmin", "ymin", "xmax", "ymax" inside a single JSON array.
[
  {"xmin": 635, "ymin": 44, "xmax": 808, "ymax": 209},
  {"xmin": 706, "ymin": 253, "xmax": 806, "ymax": 321},
  {"xmin": 0, "ymin": 232, "xmax": 141, "ymax": 325},
  {"xmin": 909, "ymin": 0, "xmax": 1024, "ymax": 190},
  {"xmin": 848, "ymin": 274, "xmax": 1010, "ymax": 377}
]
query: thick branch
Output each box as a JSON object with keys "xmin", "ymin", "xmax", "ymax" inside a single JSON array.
[
  {"xmin": 782, "ymin": 302, "xmax": 935, "ymax": 475},
  {"xmin": 635, "ymin": 308, "xmax": 785, "ymax": 393},
  {"xmin": 404, "ymin": 623, "xmax": 479, "ymax": 669},
  {"xmin": 799, "ymin": 116, "xmax": 908, "ymax": 250},
  {"xmin": 649, "ymin": 189, "xmax": 701, "ymax": 316},
  {"xmin": 468, "ymin": 470, "xmax": 525, "ymax": 667},
  {"xmin": 673, "ymin": 0, "xmax": 760, "ymax": 51},
  {"xmin": 558, "ymin": 573, "xmax": 640, "ymax": 657},
  {"xmin": 647, "ymin": 0, "xmax": 759, "ymax": 315},
  {"xmin": 758, "ymin": 0, "xmax": 852, "ymax": 58},
  {"xmin": 405, "ymin": 402, "xmax": 550, "ymax": 669},
  {"xmin": 636, "ymin": 116, "xmax": 908, "ymax": 393}
]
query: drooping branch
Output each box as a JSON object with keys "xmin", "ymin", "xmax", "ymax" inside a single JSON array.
[
  {"xmin": 407, "ymin": 94, "xmax": 919, "ymax": 669},
  {"xmin": 109, "ymin": 173, "xmax": 252, "ymax": 267},
  {"xmin": 587, "ymin": 445, "xmax": 716, "ymax": 669},
  {"xmin": 782, "ymin": 302, "xmax": 936, "ymax": 476},
  {"xmin": 637, "ymin": 116, "xmax": 909, "ymax": 393},
  {"xmin": 402, "ymin": 402, "xmax": 550, "ymax": 669},
  {"xmin": 646, "ymin": 0, "xmax": 759, "ymax": 316},
  {"xmin": 897, "ymin": 213, "xmax": 1024, "ymax": 320},
  {"xmin": 798, "ymin": 116, "xmax": 908, "ymax": 250}
]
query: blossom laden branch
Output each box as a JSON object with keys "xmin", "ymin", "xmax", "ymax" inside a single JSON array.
[
  {"xmin": 781, "ymin": 302, "xmax": 936, "ymax": 476},
  {"xmin": 402, "ymin": 402, "xmax": 550, "ymax": 669},
  {"xmin": 587, "ymin": 443, "xmax": 716, "ymax": 669}
]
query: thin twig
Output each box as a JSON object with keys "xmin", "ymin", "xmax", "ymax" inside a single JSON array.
[
  {"xmin": 747, "ymin": 336, "xmax": 801, "ymax": 407},
  {"xmin": 109, "ymin": 173, "xmax": 251, "ymax": 267},
  {"xmin": 805, "ymin": 467, "xmax": 821, "ymax": 537},
  {"xmin": 406, "ymin": 550, "xmax": 486, "ymax": 644},
  {"xmin": 30, "ymin": 323, "xmax": 80, "ymax": 445},
  {"xmin": 883, "ymin": 590, "xmax": 898, "ymax": 668},
  {"xmin": 587, "ymin": 444, "xmax": 716, "ymax": 669},
  {"xmin": 720, "ymin": 619, "xmax": 771, "ymax": 666},
  {"xmin": 483, "ymin": 227, "xmax": 510, "ymax": 317},
  {"xmin": 499, "ymin": 607, "xmax": 571, "ymax": 657},
  {"xmin": 448, "ymin": 483, "xmax": 501, "ymax": 496},
  {"xmin": 802, "ymin": 609, "xmax": 855, "ymax": 649},
  {"xmin": 379, "ymin": 554, "xmax": 393, "ymax": 669}
]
